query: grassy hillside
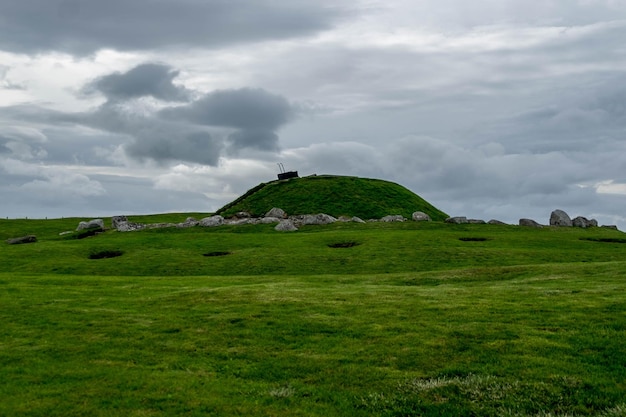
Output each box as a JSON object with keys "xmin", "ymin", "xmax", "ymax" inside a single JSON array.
[
  {"xmin": 1, "ymin": 216, "xmax": 625, "ymax": 416},
  {"xmin": 217, "ymin": 175, "xmax": 449, "ymax": 221}
]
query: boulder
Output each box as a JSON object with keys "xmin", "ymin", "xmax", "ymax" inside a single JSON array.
[
  {"xmin": 265, "ymin": 208, "xmax": 287, "ymax": 219},
  {"xmin": 199, "ymin": 215, "xmax": 224, "ymax": 227},
  {"xmin": 572, "ymin": 216, "xmax": 597, "ymax": 228},
  {"xmin": 550, "ymin": 210, "xmax": 572, "ymax": 227},
  {"xmin": 260, "ymin": 217, "xmax": 281, "ymax": 224},
  {"xmin": 351, "ymin": 216, "xmax": 366, "ymax": 223},
  {"xmin": 488, "ymin": 219, "xmax": 507, "ymax": 225},
  {"xmin": 116, "ymin": 222, "xmax": 145, "ymax": 232},
  {"xmin": 6, "ymin": 235, "xmax": 37, "ymax": 245},
  {"xmin": 234, "ymin": 211, "xmax": 252, "ymax": 219},
  {"xmin": 225, "ymin": 218, "xmax": 253, "ymax": 226},
  {"xmin": 177, "ymin": 217, "xmax": 199, "ymax": 228},
  {"xmin": 148, "ymin": 223, "xmax": 176, "ymax": 229},
  {"xmin": 445, "ymin": 216, "xmax": 468, "ymax": 224},
  {"xmin": 412, "ymin": 211, "xmax": 431, "ymax": 222},
  {"xmin": 381, "ymin": 215, "xmax": 406, "ymax": 222},
  {"xmin": 77, "ymin": 219, "xmax": 105, "ymax": 231},
  {"xmin": 292, "ymin": 213, "xmax": 337, "ymax": 226},
  {"xmin": 111, "ymin": 215, "xmax": 128, "ymax": 229},
  {"xmin": 468, "ymin": 219, "xmax": 486, "ymax": 224},
  {"xmin": 519, "ymin": 218, "xmax": 543, "ymax": 228},
  {"xmin": 275, "ymin": 219, "xmax": 298, "ymax": 232}
]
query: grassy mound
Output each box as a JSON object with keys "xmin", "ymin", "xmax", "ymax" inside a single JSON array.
[{"xmin": 217, "ymin": 175, "xmax": 449, "ymax": 220}]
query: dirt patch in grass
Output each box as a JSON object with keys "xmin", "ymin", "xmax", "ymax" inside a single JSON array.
[
  {"xmin": 581, "ymin": 237, "xmax": 626, "ymax": 244},
  {"xmin": 328, "ymin": 241, "xmax": 361, "ymax": 248},
  {"xmin": 89, "ymin": 250, "xmax": 124, "ymax": 259},
  {"xmin": 459, "ymin": 237, "xmax": 490, "ymax": 242},
  {"xmin": 203, "ymin": 251, "xmax": 232, "ymax": 257}
]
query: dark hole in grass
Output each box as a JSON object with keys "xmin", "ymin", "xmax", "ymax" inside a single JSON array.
[
  {"xmin": 89, "ymin": 250, "xmax": 124, "ymax": 259},
  {"xmin": 68, "ymin": 228, "xmax": 103, "ymax": 240},
  {"xmin": 581, "ymin": 237, "xmax": 626, "ymax": 244},
  {"xmin": 163, "ymin": 328, "xmax": 181, "ymax": 334},
  {"xmin": 203, "ymin": 251, "xmax": 231, "ymax": 257},
  {"xmin": 328, "ymin": 241, "xmax": 361, "ymax": 248},
  {"xmin": 459, "ymin": 237, "xmax": 490, "ymax": 242}
]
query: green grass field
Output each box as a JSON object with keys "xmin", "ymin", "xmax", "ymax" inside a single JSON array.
[{"xmin": 1, "ymin": 216, "xmax": 625, "ymax": 416}]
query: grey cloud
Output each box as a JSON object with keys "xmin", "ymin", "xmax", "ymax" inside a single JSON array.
[
  {"xmin": 0, "ymin": 0, "xmax": 346, "ymax": 55},
  {"xmin": 1, "ymin": 66, "xmax": 26, "ymax": 90},
  {"xmin": 226, "ymin": 129, "xmax": 279, "ymax": 155},
  {"xmin": 126, "ymin": 131, "xmax": 223, "ymax": 166},
  {"xmin": 162, "ymin": 88, "xmax": 293, "ymax": 130},
  {"xmin": 0, "ymin": 137, "xmax": 11, "ymax": 154},
  {"xmin": 83, "ymin": 63, "xmax": 190, "ymax": 102}
]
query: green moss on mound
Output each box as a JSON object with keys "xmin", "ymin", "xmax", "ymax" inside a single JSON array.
[{"xmin": 217, "ymin": 175, "xmax": 449, "ymax": 221}]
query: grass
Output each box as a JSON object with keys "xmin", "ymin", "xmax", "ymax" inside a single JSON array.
[
  {"xmin": 1, "ymin": 215, "xmax": 625, "ymax": 415},
  {"xmin": 216, "ymin": 175, "xmax": 449, "ymax": 220}
]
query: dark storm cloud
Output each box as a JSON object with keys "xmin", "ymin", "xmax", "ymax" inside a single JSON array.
[
  {"xmin": 162, "ymin": 88, "xmax": 293, "ymax": 130},
  {"xmin": 0, "ymin": 0, "xmax": 345, "ymax": 55},
  {"xmin": 82, "ymin": 63, "xmax": 190, "ymax": 102}
]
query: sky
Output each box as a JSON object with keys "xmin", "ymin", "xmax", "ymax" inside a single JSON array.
[{"xmin": 2, "ymin": 0, "xmax": 626, "ymax": 228}]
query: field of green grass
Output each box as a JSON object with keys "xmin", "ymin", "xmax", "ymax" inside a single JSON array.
[{"xmin": 1, "ymin": 216, "xmax": 625, "ymax": 416}]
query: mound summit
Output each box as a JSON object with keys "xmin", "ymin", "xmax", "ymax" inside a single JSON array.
[{"xmin": 217, "ymin": 175, "xmax": 448, "ymax": 221}]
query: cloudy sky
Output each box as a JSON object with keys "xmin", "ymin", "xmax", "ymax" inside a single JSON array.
[{"xmin": 2, "ymin": 0, "xmax": 626, "ymax": 228}]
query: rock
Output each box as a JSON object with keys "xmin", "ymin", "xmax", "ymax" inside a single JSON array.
[
  {"xmin": 6, "ymin": 235, "xmax": 37, "ymax": 245},
  {"xmin": 412, "ymin": 211, "xmax": 431, "ymax": 222},
  {"xmin": 116, "ymin": 222, "xmax": 145, "ymax": 232},
  {"xmin": 519, "ymin": 218, "xmax": 543, "ymax": 228},
  {"xmin": 265, "ymin": 208, "xmax": 287, "ymax": 219},
  {"xmin": 275, "ymin": 219, "xmax": 298, "ymax": 232},
  {"xmin": 572, "ymin": 216, "xmax": 597, "ymax": 228},
  {"xmin": 111, "ymin": 216, "xmax": 128, "ymax": 229},
  {"xmin": 260, "ymin": 217, "xmax": 281, "ymax": 224},
  {"xmin": 233, "ymin": 211, "xmax": 252, "ymax": 219},
  {"xmin": 445, "ymin": 216, "xmax": 468, "ymax": 224},
  {"xmin": 337, "ymin": 216, "xmax": 352, "ymax": 222},
  {"xmin": 148, "ymin": 223, "xmax": 176, "ymax": 229},
  {"xmin": 292, "ymin": 213, "xmax": 337, "ymax": 226},
  {"xmin": 77, "ymin": 219, "xmax": 105, "ymax": 231},
  {"xmin": 381, "ymin": 215, "xmax": 406, "ymax": 222},
  {"xmin": 468, "ymin": 219, "xmax": 486, "ymax": 224},
  {"xmin": 199, "ymin": 215, "xmax": 224, "ymax": 227},
  {"xmin": 225, "ymin": 218, "xmax": 253, "ymax": 226},
  {"xmin": 177, "ymin": 217, "xmax": 199, "ymax": 228},
  {"xmin": 351, "ymin": 216, "xmax": 366, "ymax": 223},
  {"xmin": 550, "ymin": 210, "xmax": 572, "ymax": 227},
  {"xmin": 488, "ymin": 219, "xmax": 507, "ymax": 225}
]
